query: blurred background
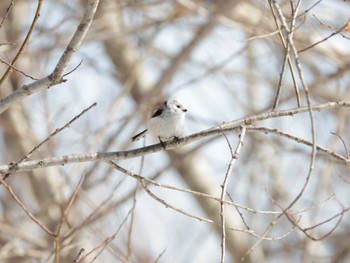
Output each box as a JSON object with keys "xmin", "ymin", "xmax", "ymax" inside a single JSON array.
[{"xmin": 0, "ymin": 0, "xmax": 350, "ymax": 262}]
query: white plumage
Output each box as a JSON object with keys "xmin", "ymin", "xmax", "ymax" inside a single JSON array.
[{"xmin": 131, "ymin": 99, "xmax": 187, "ymax": 142}]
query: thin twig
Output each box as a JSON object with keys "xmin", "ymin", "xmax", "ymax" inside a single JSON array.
[
  {"xmin": 73, "ymin": 248, "xmax": 85, "ymax": 263},
  {"xmin": 338, "ymin": 174, "xmax": 350, "ymax": 184},
  {"xmin": 0, "ymin": 0, "xmax": 100, "ymax": 114},
  {"xmin": 298, "ymin": 15, "xmax": 348, "ymax": 53},
  {"xmin": 282, "ymin": 197, "xmax": 348, "ymax": 241},
  {"xmin": 0, "ymin": 0, "xmax": 42, "ymax": 86},
  {"xmin": 173, "ymin": 45, "xmax": 247, "ymax": 91},
  {"xmin": 54, "ymin": 173, "xmax": 86, "ymax": 263},
  {"xmin": 109, "ymin": 162, "xmax": 298, "ymax": 242},
  {"xmin": 0, "ymin": 42, "xmax": 15, "ymax": 47},
  {"xmin": 330, "ymin": 131, "xmax": 349, "ymax": 159},
  {"xmin": 272, "ymin": 0, "xmax": 317, "ymax": 215},
  {"xmin": 0, "ymin": 177, "xmax": 54, "ymax": 236},
  {"xmin": 219, "ymin": 126, "xmax": 246, "ymax": 263},
  {"xmin": 139, "ymin": 178, "xmax": 214, "ymax": 223},
  {"xmin": 62, "ymin": 178, "xmax": 126, "ymax": 242},
  {"xmin": 76, "ymin": 205, "xmax": 135, "ymax": 262},
  {"xmin": 226, "ymin": 193, "xmax": 250, "ymax": 230},
  {"xmin": 150, "ymin": 19, "xmax": 216, "ymax": 96},
  {"xmin": 242, "ymin": 2, "xmax": 318, "ymax": 259},
  {"xmin": 241, "ymin": 190, "xmax": 298, "ymax": 261},
  {"xmin": 0, "ymin": 0, "xmax": 14, "ymax": 29},
  {"xmin": 127, "ymin": 190, "xmax": 138, "ymax": 261},
  {"xmin": 268, "ymin": 0, "xmax": 301, "ymax": 109},
  {"xmin": 154, "ymin": 248, "xmax": 167, "ymax": 263},
  {"xmin": 107, "ymin": 161, "xmax": 280, "ymax": 215},
  {"xmin": 3, "ymin": 102, "xmax": 97, "ymax": 180},
  {"xmin": 0, "ymin": 57, "xmax": 39, "ymax": 80},
  {"xmin": 248, "ymin": 126, "xmax": 350, "ymax": 163},
  {"xmin": 62, "ymin": 59, "xmax": 84, "ymax": 77}
]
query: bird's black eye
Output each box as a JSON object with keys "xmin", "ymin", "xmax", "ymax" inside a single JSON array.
[{"xmin": 176, "ymin": 105, "xmax": 181, "ymax": 108}]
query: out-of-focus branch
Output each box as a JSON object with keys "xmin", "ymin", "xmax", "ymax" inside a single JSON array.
[
  {"xmin": 150, "ymin": 19, "xmax": 216, "ymax": 97},
  {"xmin": 0, "ymin": 0, "xmax": 100, "ymax": 114},
  {"xmin": 0, "ymin": 0, "xmax": 14, "ymax": 29},
  {"xmin": 0, "ymin": 177, "xmax": 54, "ymax": 236},
  {"xmin": 0, "ymin": 0, "xmax": 41, "ymax": 86}
]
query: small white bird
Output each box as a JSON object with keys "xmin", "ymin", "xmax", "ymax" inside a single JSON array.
[{"xmin": 131, "ymin": 99, "xmax": 187, "ymax": 143}]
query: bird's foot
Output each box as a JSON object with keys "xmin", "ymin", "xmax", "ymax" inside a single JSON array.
[
  {"xmin": 173, "ymin": 136, "xmax": 181, "ymax": 143},
  {"xmin": 158, "ymin": 137, "xmax": 166, "ymax": 150}
]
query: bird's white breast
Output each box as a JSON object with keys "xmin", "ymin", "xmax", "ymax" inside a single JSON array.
[{"xmin": 147, "ymin": 110, "xmax": 185, "ymax": 140}]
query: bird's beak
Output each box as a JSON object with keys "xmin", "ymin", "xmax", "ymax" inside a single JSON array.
[{"xmin": 183, "ymin": 109, "xmax": 187, "ymax": 112}]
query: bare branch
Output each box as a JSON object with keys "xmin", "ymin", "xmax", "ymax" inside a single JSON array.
[
  {"xmin": 0, "ymin": 0, "xmax": 14, "ymax": 30},
  {"xmin": 0, "ymin": 178, "xmax": 54, "ymax": 236},
  {"xmin": 0, "ymin": 0, "xmax": 42, "ymax": 86},
  {"xmin": 0, "ymin": 101, "xmax": 349, "ymax": 175},
  {"xmin": 3, "ymin": 102, "xmax": 97, "ymax": 180},
  {"xmin": 220, "ymin": 126, "xmax": 246, "ymax": 263},
  {"xmin": 0, "ymin": 0, "xmax": 100, "ymax": 114},
  {"xmin": 0, "ymin": 56, "xmax": 39, "ymax": 80}
]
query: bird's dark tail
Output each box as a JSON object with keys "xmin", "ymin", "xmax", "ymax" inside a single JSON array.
[{"xmin": 131, "ymin": 129, "xmax": 148, "ymax": 141}]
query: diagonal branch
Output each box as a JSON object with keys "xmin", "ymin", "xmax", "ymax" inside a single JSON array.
[
  {"xmin": 150, "ymin": 19, "xmax": 216, "ymax": 96},
  {"xmin": 0, "ymin": 0, "xmax": 100, "ymax": 114},
  {"xmin": 0, "ymin": 0, "xmax": 42, "ymax": 86}
]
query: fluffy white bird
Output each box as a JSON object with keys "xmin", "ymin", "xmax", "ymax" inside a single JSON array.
[{"xmin": 131, "ymin": 99, "xmax": 187, "ymax": 142}]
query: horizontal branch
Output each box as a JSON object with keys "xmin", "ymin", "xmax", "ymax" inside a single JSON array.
[{"xmin": 0, "ymin": 101, "xmax": 349, "ymax": 174}]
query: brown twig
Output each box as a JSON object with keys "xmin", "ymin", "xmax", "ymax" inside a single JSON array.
[
  {"xmin": 62, "ymin": 178, "xmax": 126, "ymax": 242},
  {"xmin": 284, "ymin": 198, "xmax": 348, "ymax": 241},
  {"xmin": 62, "ymin": 59, "xmax": 84, "ymax": 77},
  {"xmin": 54, "ymin": 173, "xmax": 86, "ymax": 263},
  {"xmin": 73, "ymin": 248, "xmax": 85, "ymax": 263},
  {"xmin": 76, "ymin": 205, "xmax": 135, "ymax": 262},
  {"xmin": 0, "ymin": 0, "xmax": 100, "ymax": 114},
  {"xmin": 0, "ymin": 57, "xmax": 39, "ymax": 80},
  {"xmin": 0, "ymin": 0, "xmax": 14, "ymax": 30},
  {"xmin": 330, "ymin": 131, "xmax": 349, "ymax": 159},
  {"xmin": 298, "ymin": 15, "xmax": 348, "ymax": 53},
  {"xmin": 0, "ymin": 177, "xmax": 54, "ymax": 236},
  {"xmin": 0, "ymin": 0, "xmax": 42, "ymax": 87}
]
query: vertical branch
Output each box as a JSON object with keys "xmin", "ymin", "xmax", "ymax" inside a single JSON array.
[
  {"xmin": 54, "ymin": 173, "xmax": 86, "ymax": 263},
  {"xmin": 272, "ymin": 0, "xmax": 317, "ymax": 215},
  {"xmin": 220, "ymin": 126, "xmax": 246, "ymax": 263},
  {"xmin": 269, "ymin": 0, "xmax": 301, "ymax": 109},
  {"xmin": 126, "ymin": 189, "xmax": 138, "ymax": 261}
]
